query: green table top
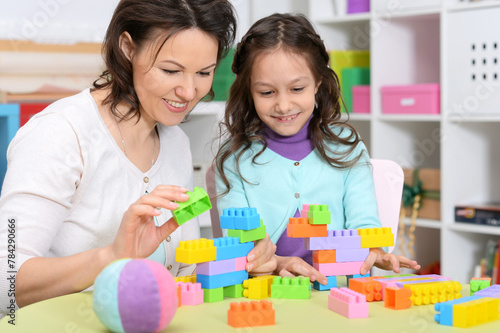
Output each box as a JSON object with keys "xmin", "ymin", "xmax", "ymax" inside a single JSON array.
[{"xmin": 1, "ymin": 284, "xmax": 499, "ymax": 332}]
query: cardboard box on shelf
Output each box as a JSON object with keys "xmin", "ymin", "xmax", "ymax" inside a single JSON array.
[{"xmin": 402, "ymin": 168, "xmax": 441, "ymax": 221}]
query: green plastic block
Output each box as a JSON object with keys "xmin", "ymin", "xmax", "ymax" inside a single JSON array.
[
  {"xmin": 228, "ymin": 220, "xmax": 266, "ymax": 243},
  {"xmin": 470, "ymin": 278, "xmax": 491, "ymax": 296},
  {"xmin": 172, "ymin": 187, "xmax": 212, "ymax": 225},
  {"xmin": 329, "ymin": 50, "xmax": 370, "ymax": 87},
  {"xmin": 271, "ymin": 276, "xmax": 311, "ymax": 299},
  {"xmin": 307, "ymin": 204, "xmax": 331, "ymax": 225},
  {"xmin": 341, "ymin": 67, "xmax": 370, "ymax": 113},
  {"xmin": 224, "ymin": 284, "xmax": 244, "ymax": 298},
  {"xmin": 204, "ymin": 287, "xmax": 224, "ymax": 303}
]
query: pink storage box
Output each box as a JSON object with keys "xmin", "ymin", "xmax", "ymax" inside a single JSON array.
[
  {"xmin": 381, "ymin": 84, "xmax": 440, "ymax": 114},
  {"xmin": 352, "ymin": 85, "xmax": 370, "ymax": 114}
]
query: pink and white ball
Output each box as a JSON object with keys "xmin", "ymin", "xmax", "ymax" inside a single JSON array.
[{"xmin": 93, "ymin": 259, "xmax": 177, "ymax": 333}]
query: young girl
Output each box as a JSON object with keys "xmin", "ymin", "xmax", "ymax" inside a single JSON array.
[{"xmin": 215, "ymin": 13, "xmax": 420, "ymax": 285}]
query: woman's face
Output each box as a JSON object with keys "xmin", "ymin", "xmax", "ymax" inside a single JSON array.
[{"xmin": 128, "ymin": 28, "xmax": 218, "ymax": 126}]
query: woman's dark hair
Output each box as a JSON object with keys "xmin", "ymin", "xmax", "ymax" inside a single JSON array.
[
  {"xmin": 216, "ymin": 13, "xmax": 364, "ymax": 196},
  {"xmin": 93, "ymin": 0, "xmax": 237, "ymax": 121}
]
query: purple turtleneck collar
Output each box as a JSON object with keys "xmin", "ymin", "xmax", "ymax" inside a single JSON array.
[{"xmin": 261, "ymin": 116, "xmax": 315, "ymax": 161}]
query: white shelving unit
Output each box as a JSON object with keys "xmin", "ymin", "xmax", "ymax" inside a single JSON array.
[{"xmin": 306, "ymin": 0, "xmax": 500, "ymax": 283}]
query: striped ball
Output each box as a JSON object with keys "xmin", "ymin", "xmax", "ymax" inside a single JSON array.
[{"xmin": 93, "ymin": 259, "xmax": 177, "ymax": 333}]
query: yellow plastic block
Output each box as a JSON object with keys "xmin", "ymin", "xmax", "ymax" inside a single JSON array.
[
  {"xmin": 453, "ymin": 297, "xmax": 499, "ymax": 328},
  {"xmin": 243, "ymin": 275, "xmax": 276, "ymax": 299},
  {"xmin": 175, "ymin": 238, "xmax": 217, "ymax": 264},
  {"xmin": 403, "ymin": 281, "xmax": 462, "ymax": 306},
  {"xmin": 358, "ymin": 227, "xmax": 394, "ymax": 248},
  {"xmin": 174, "ymin": 274, "xmax": 197, "ymax": 283}
]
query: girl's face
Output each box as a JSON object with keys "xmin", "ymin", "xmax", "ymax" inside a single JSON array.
[
  {"xmin": 250, "ymin": 49, "xmax": 320, "ymax": 136},
  {"xmin": 127, "ymin": 28, "xmax": 218, "ymax": 126}
]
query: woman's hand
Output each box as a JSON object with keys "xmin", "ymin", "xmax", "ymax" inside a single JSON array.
[
  {"xmin": 360, "ymin": 248, "xmax": 421, "ymax": 275},
  {"xmin": 274, "ymin": 255, "xmax": 328, "ymax": 285},
  {"xmin": 107, "ymin": 185, "xmax": 190, "ymax": 260},
  {"xmin": 246, "ymin": 234, "xmax": 277, "ymax": 275}
]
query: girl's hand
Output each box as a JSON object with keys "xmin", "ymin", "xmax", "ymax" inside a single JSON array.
[
  {"xmin": 107, "ymin": 185, "xmax": 190, "ymax": 260},
  {"xmin": 274, "ymin": 255, "xmax": 328, "ymax": 285},
  {"xmin": 360, "ymin": 248, "xmax": 421, "ymax": 275},
  {"xmin": 246, "ymin": 234, "xmax": 277, "ymax": 275}
]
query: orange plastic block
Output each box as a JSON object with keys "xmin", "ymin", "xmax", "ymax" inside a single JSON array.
[
  {"xmin": 174, "ymin": 274, "xmax": 196, "ymax": 283},
  {"xmin": 243, "ymin": 275, "xmax": 276, "ymax": 299},
  {"xmin": 313, "ymin": 250, "xmax": 336, "ymax": 263},
  {"xmin": 228, "ymin": 300, "xmax": 275, "ymax": 328},
  {"xmin": 177, "ymin": 284, "xmax": 181, "ymax": 307},
  {"xmin": 403, "ymin": 281, "xmax": 462, "ymax": 306},
  {"xmin": 384, "ymin": 287, "xmax": 412, "ymax": 310},
  {"xmin": 349, "ymin": 278, "xmax": 383, "ymax": 302},
  {"xmin": 175, "ymin": 238, "xmax": 217, "ymax": 264},
  {"xmin": 357, "ymin": 227, "xmax": 394, "ymax": 248},
  {"xmin": 453, "ymin": 297, "xmax": 499, "ymax": 328},
  {"xmin": 287, "ymin": 217, "xmax": 328, "ymax": 238}
]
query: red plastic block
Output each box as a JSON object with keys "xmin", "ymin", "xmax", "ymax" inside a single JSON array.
[
  {"xmin": 176, "ymin": 282, "xmax": 204, "ymax": 306},
  {"xmin": 384, "ymin": 287, "xmax": 412, "ymax": 310},
  {"xmin": 313, "ymin": 261, "xmax": 363, "ymax": 276},
  {"xmin": 349, "ymin": 278, "xmax": 383, "ymax": 302},
  {"xmin": 313, "ymin": 250, "xmax": 336, "ymax": 263},
  {"xmin": 228, "ymin": 300, "xmax": 275, "ymax": 328},
  {"xmin": 304, "ymin": 229, "xmax": 361, "ymax": 250},
  {"xmin": 328, "ymin": 287, "xmax": 368, "ymax": 318},
  {"xmin": 287, "ymin": 217, "xmax": 328, "ymax": 238}
]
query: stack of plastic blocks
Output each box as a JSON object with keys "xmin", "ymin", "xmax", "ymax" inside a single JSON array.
[
  {"xmin": 328, "ymin": 287, "xmax": 368, "ymax": 318},
  {"xmin": 470, "ymin": 277, "xmax": 492, "ymax": 296},
  {"xmin": 474, "ymin": 284, "xmax": 500, "ymax": 311},
  {"xmin": 227, "ymin": 300, "xmax": 275, "ymax": 328},
  {"xmin": 271, "ymin": 276, "xmax": 311, "ymax": 299},
  {"xmin": 172, "ymin": 187, "xmax": 212, "ymax": 225},
  {"xmin": 435, "ymin": 295, "xmax": 500, "ymax": 328},
  {"xmin": 222, "ymin": 207, "xmax": 267, "ymax": 243}
]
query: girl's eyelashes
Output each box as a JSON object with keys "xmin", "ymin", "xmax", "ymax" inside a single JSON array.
[
  {"xmin": 161, "ymin": 69, "xmax": 212, "ymax": 76},
  {"xmin": 259, "ymin": 90, "xmax": 273, "ymax": 96},
  {"xmin": 292, "ymin": 87, "xmax": 304, "ymax": 92},
  {"xmin": 162, "ymin": 69, "xmax": 179, "ymax": 75},
  {"xmin": 197, "ymin": 71, "xmax": 211, "ymax": 77}
]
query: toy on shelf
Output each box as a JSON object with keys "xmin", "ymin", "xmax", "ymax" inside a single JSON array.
[
  {"xmin": 93, "ymin": 259, "xmax": 177, "ymax": 333},
  {"xmin": 227, "ymin": 300, "xmax": 275, "ymax": 328},
  {"xmin": 172, "ymin": 187, "xmax": 212, "ymax": 225},
  {"xmin": 328, "ymin": 287, "xmax": 368, "ymax": 318}
]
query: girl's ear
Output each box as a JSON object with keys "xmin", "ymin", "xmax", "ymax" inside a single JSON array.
[
  {"xmin": 315, "ymin": 80, "xmax": 322, "ymax": 94},
  {"xmin": 119, "ymin": 31, "xmax": 135, "ymax": 61}
]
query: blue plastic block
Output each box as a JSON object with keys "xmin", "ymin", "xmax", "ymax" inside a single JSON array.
[
  {"xmin": 313, "ymin": 276, "xmax": 337, "ymax": 291},
  {"xmin": 0, "ymin": 104, "xmax": 20, "ymax": 189},
  {"xmin": 213, "ymin": 237, "xmax": 254, "ymax": 261},
  {"xmin": 434, "ymin": 295, "xmax": 484, "ymax": 326},
  {"xmin": 197, "ymin": 270, "xmax": 249, "ymax": 289},
  {"xmin": 220, "ymin": 207, "xmax": 261, "ymax": 230}
]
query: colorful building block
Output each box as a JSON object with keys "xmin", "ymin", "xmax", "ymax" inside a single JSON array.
[
  {"xmin": 395, "ymin": 278, "xmax": 452, "ymax": 288},
  {"xmin": 228, "ymin": 220, "xmax": 266, "ymax": 243},
  {"xmin": 384, "ymin": 287, "xmax": 412, "ymax": 310},
  {"xmin": 197, "ymin": 270, "xmax": 249, "ymax": 289},
  {"xmin": 204, "ymin": 287, "xmax": 224, "ymax": 303},
  {"xmin": 176, "ymin": 238, "xmax": 217, "ymax": 264},
  {"xmin": 313, "ymin": 276, "xmax": 338, "ymax": 291},
  {"xmin": 346, "ymin": 273, "xmax": 371, "ymax": 288},
  {"xmin": 271, "ymin": 276, "xmax": 311, "ymax": 299},
  {"xmin": 220, "ymin": 207, "xmax": 261, "ymax": 230},
  {"xmin": 313, "ymin": 261, "xmax": 364, "ymax": 276},
  {"xmin": 313, "ymin": 250, "xmax": 336, "ymax": 263},
  {"xmin": 235, "ymin": 256, "xmax": 247, "ymax": 271},
  {"xmin": 197, "ymin": 257, "xmax": 238, "ymax": 275},
  {"xmin": 176, "ymin": 282, "xmax": 204, "ymax": 306},
  {"xmin": 404, "ymin": 280, "xmax": 462, "ymax": 306},
  {"xmin": 300, "ymin": 204, "xmax": 310, "ymax": 218},
  {"xmin": 172, "ymin": 187, "xmax": 211, "ymax": 225},
  {"xmin": 307, "ymin": 204, "xmax": 331, "ymax": 225},
  {"xmin": 470, "ymin": 277, "xmax": 492, "ymax": 296},
  {"xmin": 174, "ymin": 274, "xmax": 196, "ymax": 283},
  {"xmin": 304, "ymin": 229, "xmax": 361, "ymax": 251},
  {"xmin": 358, "ymin": 227, "xmax": 394, "ymax": 248},
  {"xmin": 228, "ymin": 300, "xmax": 275, "ymax": 328},
  {"xmin": 454, "ymin": 297, "xmax": 499, "ymax": 328},
  {"xmin": 474, "ymin": 284, "xmax": 500, "ymax": 311},
  {"xmin": 336, "ymin": 248, "xmax": 369, "ymax": 262},
  {"xmin": 213, "ymin": 237, "xmax": 254, "ymax": 261},
  {"xmin": 349, "ymin": 278, "xmax": 382, "ymax": 302},
  {"xmin": 434, "ymin": 295, "xmax": 484, "ymax": 326},
  {"xmin": 328, "ymin": 287, "xmax": 369, "ymax": 318},
  {"xmin": 224, "ymin": 284, "xmax": 244, "ymax": 298},
  {"xmin": 242, "ymin": 275, "xmax": 275, "ymax": 299},
  {"xmin": 287, "ymin": 217, "xmax": 328, "ymax": 238}
]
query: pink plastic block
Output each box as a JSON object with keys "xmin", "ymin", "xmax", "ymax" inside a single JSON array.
[
  {"xmin": 304, "ymin": 229, "xmax": 361, "ymax": 250},
  {"xmin": 177, "ymin": 282, "xmax": 204, "ymax": 306},
  {"xmin": 300, "ymin": 204, "xmax": 310, "ymax": 218},
  {"xmin": 336, "ymin": 248, "xmax": 369, "ymax": 262},
  {"xmin": 381, "ymin": 84, "xmax": 440, "ymax": 114},
  {"xmin": 352, "ymin": 86, "xmax": 370, "ymax": 114},
  {"xmin": 197, "ymin": 258, "xmax": 237, "ymax": 275},
  {"xmin": 235, "ymin": 256, "xmax": 248, "ymax": 271},
  {"xmin": 313, "ymin": 261, "xmax": 364, "ymax": 276},
  {"xmin": 328, "ymin": 287, "xmax": 368, "ymax": 318},
  {"xmin": 378, "ymin": 280, "xmax": 399, "ymax": 300}
]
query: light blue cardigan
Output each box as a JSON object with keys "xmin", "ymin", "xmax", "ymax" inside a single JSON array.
[{"xmin": 215, "ymin": 133, "xmax": 382, "ymax": 244}]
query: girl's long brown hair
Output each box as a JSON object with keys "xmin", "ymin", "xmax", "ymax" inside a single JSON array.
[{"xmin": 216, "ymin": 13, "xmax": 365, "ymax": 196}]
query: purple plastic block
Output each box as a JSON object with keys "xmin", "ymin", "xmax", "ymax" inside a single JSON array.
[
  {"xmin": 304, "ymin": 229, "xmax": 361, "ymax": 250},
  {"xmin": 395, "ymin": 278, "xmax": 450, "ymax": 288},
  {"xmin": 373, "ymin": 274, "xmax": 449, "ymax": 283},
  {"xmin": 475, "ymin": 284, "xmax": 500, "ymax": 297},
  {"xmin": 196, "ymin": 258, "xmax": 237, "ymax": 275},
  {"xmin": 347, "ymin": 0, "xmax": 369, "ymax": 14},
  {"xmin": 336, "ymin": 248, "xmax": 369, "ymax": 262}
]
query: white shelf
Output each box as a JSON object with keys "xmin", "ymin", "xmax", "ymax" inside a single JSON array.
[
  {"xmin": 403, "ymin": 217, "xmax": 442, "ymax": 229},
  {"xmin": 315, "ymin": 13, "xmax": 370, "ymax": 24},
  {"xmin": 377, "ymin": 114, "xmax": 442, "ymax": 122},
  {"xmin": 374, "ymin": 8, "xmax": 441, "ymax": 20},
  {"xmin": 447, "ymin": 1, "xmax": 500, "ymax": 12},
  {"xmin": 447, "ymin": 115, "xmax": 500, "ymax": 123},
  {"xmin": 449, "ymin": 223, "xmax": 500, "ymax": 236},
  {"xmin": 340, "ymin": 113, "xmax": 371, "ymax": 121}
]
